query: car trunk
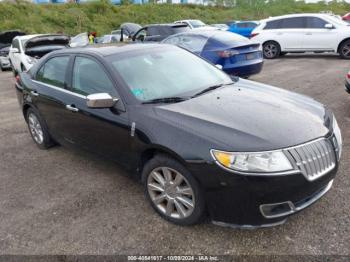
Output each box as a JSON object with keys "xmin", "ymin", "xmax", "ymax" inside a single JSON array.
[{"xmin": 24, "ymin": 35, "xmax": 70, "ymax": 58}]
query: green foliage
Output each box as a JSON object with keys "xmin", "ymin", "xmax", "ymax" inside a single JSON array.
[{"xmin": 0, "ymin": 0, "xmax": 349, "ymax": 36}]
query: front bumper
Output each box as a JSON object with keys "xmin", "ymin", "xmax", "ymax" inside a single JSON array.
[{"xmin": 187, "ymin": 160, "xmax": 337, "ymax": 228}]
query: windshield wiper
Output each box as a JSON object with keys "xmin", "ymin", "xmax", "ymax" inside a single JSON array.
[
  {"xmin": 191, "ymin": 82, "xmax": 233, "ymax": 98},
  {"xmin": 142, "ymin": 96, "xmax": 188, "ymax": 104}
]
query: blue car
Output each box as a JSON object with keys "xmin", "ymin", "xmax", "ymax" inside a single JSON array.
[
  {"xmin": 227, "ymin": 21, "xmax": 259, "ymax": 38},
  {"xmin": 162, "ymin": 30, "xmax": 263, "ymax": 77}
]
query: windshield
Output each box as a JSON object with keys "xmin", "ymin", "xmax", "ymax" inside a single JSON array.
[
  {"xmin": 110, "ymin": 46, "xmax": 232, "ymax": 102},
  {"xmin": 189, "ymin": 20, "xmax": 206, "ymax": 28}
]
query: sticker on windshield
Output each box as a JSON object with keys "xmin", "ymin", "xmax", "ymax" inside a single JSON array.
[{"xmin": 131, "ymin": 88, "xmax": 144, "ymax": 98}]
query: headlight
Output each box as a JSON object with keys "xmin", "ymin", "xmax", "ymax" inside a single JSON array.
[
  {"xmin": 211, "ymin": 149, "xmax": 293, "ymax": 173},
  {"xmin": 333, "ymin": 116, "xmax": 342, "ymax": 160}
]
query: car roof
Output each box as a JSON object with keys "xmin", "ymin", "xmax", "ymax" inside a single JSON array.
[
  {"xmin": 51, "ymin": 43, "xmax": 172, "ymax": 57},
  {"xmin": 165, "ymin": 29, "xmax": 227, "ymax": 38},
  {"xmin": 261, "ymin": 13, "xmax": 331, "ymax": 22}
]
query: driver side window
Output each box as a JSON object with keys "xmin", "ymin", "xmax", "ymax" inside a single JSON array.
[{"xmin": 71, "ymin": 56, "xmax": 117, "ymax": 97}]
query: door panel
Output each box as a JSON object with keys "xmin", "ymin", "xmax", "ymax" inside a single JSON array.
[{"xmin": 302, "ymin": 17, "xmax": 337, "ymax": 50}]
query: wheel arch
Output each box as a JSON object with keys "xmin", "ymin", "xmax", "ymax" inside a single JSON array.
[
  {"xmin": 263, "ymin": 40, "xmax": 281, "ymax": 49},
  {"xmin": 337, "ymin": 38, "xmax": 350, "ymax": 53},
  {"xmin": 137, "ymin": 145, "xmax": 188, "ymax": 176}
]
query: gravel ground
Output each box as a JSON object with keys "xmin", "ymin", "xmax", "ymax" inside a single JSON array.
[{"xmin": 0, "ymin": 53, "xmax": 349, "ymax": 255}]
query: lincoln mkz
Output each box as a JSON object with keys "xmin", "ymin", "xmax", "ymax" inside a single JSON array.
[{"xmin": 15, "ymin": 44, "xmax": 342, "ymax": 228}]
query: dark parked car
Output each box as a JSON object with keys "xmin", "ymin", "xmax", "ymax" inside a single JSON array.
[
  {"xmin": 162, "ymin": 30, "xmax": 263, "ymax": 77},
  {"xmin": 15, "ymin": 44, "xmax": 342, "ymax": 228},
  {"xmin": 132, "ymin": 23, "xmax": 189, "ymax": 42}
]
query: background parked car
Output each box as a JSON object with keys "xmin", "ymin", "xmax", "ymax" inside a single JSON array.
[
  {"xmin": 251, "ymin": 13, "xmax": 350, "ymax": 59},
  {"xmin": 174, "ymin": 19, "xmax": 216, "ymax": 30},
  {"xmin": 227, "ymin": 21, "xmax": 259, "ymax": 37},
  {"xmin": 112, "ymin": 23, "xmax": 142, "ymax": 41},
  {"xmin": 97, "ymin": 34, "xmax": 120, "ymax": 44},
  {"xmin": 342, "ymin": 12, "xmax": 350, "ymax": 22},
  {"xmin": 0, "ymin": 30, "xmax": 25, "ymax": 71},
  {"xmin": 133, "ymin": 23, "xmax": 189, "ymax": 42},
  {"xmin": 0, "ymin": 46, "xmax": 11, "ymax": 71},
  {"xmin": 162, "ymin": 30, "xmax": 263, "ymax": 77},
  {"xmin": 9, "ymin": 34, "xmax": 70, "ymax": 74}
]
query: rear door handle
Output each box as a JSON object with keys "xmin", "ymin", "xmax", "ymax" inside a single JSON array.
[
  {"xmin": 65, "ymin": 104, "xmax": 79, "ymax": 112},
  {"xmin": 30, "ymin": 90, "xmax": 39, "ymax": 97}
]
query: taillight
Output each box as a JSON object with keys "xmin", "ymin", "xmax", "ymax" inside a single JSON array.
[
  {"xmin": 250, "ymin": 33, "xmax": 259, "ymax": 38},
  {"xmin": 217, "ymin": 50, "xmax": 239, "ymax": 58},
  {"xmin": 347, "ymin": 72, "xmax": 350, "ymax": 79},
  {"xmin": 15, "ymin": 75, "xmax": 20, "ymax": 83}
]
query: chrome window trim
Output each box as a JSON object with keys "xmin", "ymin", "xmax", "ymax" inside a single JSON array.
[
  {"xmin": 32, "ymin": 80, "xmax": 87, "ymax": 99},
  {"xmin": 260, "ymin": 179, "xmax": 333, "ymax": 219}
]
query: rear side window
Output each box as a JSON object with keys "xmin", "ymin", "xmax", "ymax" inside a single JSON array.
[
  {"xmin": 72, "ymin": 56, "xmax": 116, "ymax": 96},
  {"xmin": 280, "ymin": 17, "xmax": 306, "ymax": 29},
  {"xmin": 264, "ymin": 20, "xmax": 282, "ymax": 30},
  {"xmin": 306, "ymin": 17, "xmax": 328, "ymax": 28},
  {"xmin": 36, "ymin": 56, "xmax": 70, "ymax": 88}
]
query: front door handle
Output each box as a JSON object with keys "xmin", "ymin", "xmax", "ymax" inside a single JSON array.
[
  {"xmin": 65, "ymin": 104, "xmax": 79, "ymax": 112},
  {"xmin": 30, "ymin": 90, "xmax": 39, "ymax": 97}
]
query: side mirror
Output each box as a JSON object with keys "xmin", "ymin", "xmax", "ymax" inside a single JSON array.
[
  {"xmin": 86, "ymin": 93, "xmax": 118, "ymax": 108},
  {"xmin": 11, "ymin": 48, "xmax": 19, "ymax": 53},
  {"xmin": 325, "ymin": 24, "xmax": 334, "ymax": 29},
  {"xmin": 215, "ymin": 64, "xmax": 223, "ymax": 70}
]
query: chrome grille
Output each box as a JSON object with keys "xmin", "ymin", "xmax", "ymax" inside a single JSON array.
[{"xmin": 284, "ymin": 138, "xmax": 336, "ymax": 181}]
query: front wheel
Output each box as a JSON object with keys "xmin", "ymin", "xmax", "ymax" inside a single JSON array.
[
  {"xmin": 339, "ymin": 40, "xmax": 350, "ymax": 59},
  {"xmin": 263, "ymin": 41, "xmax": 281, "ymax": 59},
  {"xmin": 142, "ymin": 154, "xmax": 205, "ymax": 226}
]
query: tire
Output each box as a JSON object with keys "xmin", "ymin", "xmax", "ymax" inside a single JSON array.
[
  {"xmin": 0, "ymin": 65, "xmax": 3, "ymax": 72},
  {"xmin": 339, "ymin": 40, "xmax": 350, "ymax": 59},
  {"xmin": 142, "ymin": 154, "xmax": 205, "ymax": 226},
  {"xmin": 26, "ymin": 108, "xmax": 55, "ymax": 149},
  {"xmin": 263, "ymin": 41, "xmax": 281, "ymax": 59}
]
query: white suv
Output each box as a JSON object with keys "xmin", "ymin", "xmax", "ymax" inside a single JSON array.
[
  {"xmin": 9, "ymin": 34, "xmax": 41, "ymax": 74},
  {"xmin": 251, "ymin": 13, "xmax": 350, "ymax": 59}
]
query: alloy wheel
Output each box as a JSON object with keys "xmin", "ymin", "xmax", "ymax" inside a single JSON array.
[
  {"xmin": 147, "ymin": 167, "xmax": 195, "ymax": 219},
  {"xmin": 28, "ymin": 113, "xmax": 44, "ymax": 144},
  {"xmin": 264, "ymin": 44, "xmax": 278, "ymax": 58}
]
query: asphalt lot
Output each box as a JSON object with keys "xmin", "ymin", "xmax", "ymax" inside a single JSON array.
[{"xmin": 0, "ymin": 53, "xmax": 349, "ymax": 255}]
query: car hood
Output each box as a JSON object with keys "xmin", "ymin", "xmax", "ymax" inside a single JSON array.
[
  {"xmin": 25, "ymin": 35, "xmax": 69, "ymax": 58},
  {"xmin": 153, "ymin": 79, "xmax": 331, "ymax": 152}
]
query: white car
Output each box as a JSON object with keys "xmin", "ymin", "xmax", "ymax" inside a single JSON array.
[
  {"xmin": 174, "ymin": 19, "xmax": 216, "ymax": 31},
  {"xmin": 9, "ymin": 34, "xmax": 69, "ymax": 74},
  {"xmin": 0, "ymin": 46, "xmax": 11, "ymax": 71},
  {"xmin": 9, "ymin": 34, "xmax": 41, "ymax": 74},
  {"xmin": 251, "ymin": 13, "xmax": 350, "ymax": 59}
]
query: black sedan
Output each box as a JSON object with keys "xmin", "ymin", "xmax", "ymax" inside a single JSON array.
[{"xmin": 15, "ymin": 44, "xmax": 342, "ymax": 228}]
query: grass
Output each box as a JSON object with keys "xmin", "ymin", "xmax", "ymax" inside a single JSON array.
[{"xmin": 0, "ymin": 0, "xmax": 349, "ymax": 36}]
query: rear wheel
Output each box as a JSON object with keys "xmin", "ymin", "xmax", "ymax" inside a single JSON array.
[
  {"xmin": 26, "ymin": 108, "xmax": 55, "ymax": 149},
  {"xmin": 339, "ymin": 40, "xmax": 350, "ymax": 59},
  {"xmin": 263, "ymin": 41, "xmax": 281, "ymax": 59},
  {"xmin": 142, "ymin": 154, "xmax": 205, "ymax": 226}
]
